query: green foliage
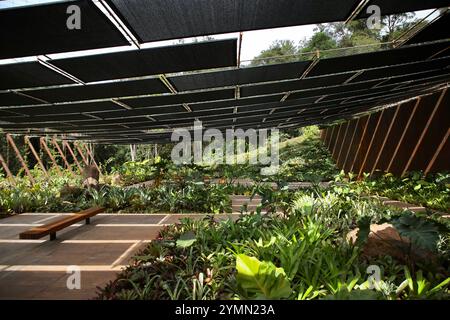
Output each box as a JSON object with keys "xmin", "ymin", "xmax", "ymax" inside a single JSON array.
[
  {"xmin": 250, "ymin": 40, "xmax": 299, "ymax": 66},
  {"xmin": 236, "ymin": 254, "xmax": 291, "ymax": 299},
  {"xmin": 0, "ymin": 168, "xmax": 84, "ymax": 214},
  {"xmin": 392, "ymin": 212, "xmax": 440, "ymax": 252},
  {"xmin": 176, "ymin": 232, "xmax": 197, "ymax": 248},
  {"xmin": 97, "ymin": 190, "xmax": 449, "ymax": 300},
  {"xmin": 396, "ymin": 267, "xmax": 450, "ymax": 299},
  {"xmin": 355, "ymin": 216, "xmax": 371, "ymax": 247},
  {"xmin": 351, "ymin": 172, "xmax": 450, "ymax": 212}
]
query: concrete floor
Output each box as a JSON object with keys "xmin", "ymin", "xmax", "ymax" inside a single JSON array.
[{"xmin": 0, "ymin": 212, "xmax": 239, "ymax": 300}]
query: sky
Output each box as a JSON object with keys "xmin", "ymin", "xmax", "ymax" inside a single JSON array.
[
  {"xmin": 0, "ymin": 1, "xmax": 437, "ymax": 65},
  {"xmin": 210, "ymin": 25, "xmax": 317, "ymax": 63}
]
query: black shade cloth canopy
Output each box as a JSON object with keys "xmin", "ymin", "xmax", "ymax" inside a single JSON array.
[
  {"xmin": 107, "ymin": 0, "xmax": 449, "ymax": 43},
  {"xmin": 0, "ymin": 0, "xmax": 129, "ymax": 59},
  {"xmin": 0, "ymin": 92, "xmax": 41, "ymax": 107},
  {"xmin": 50, "ymin": 39, "xmax": 237, "ymax": 82},
  {"xmin": 306, "ymin": 41, "xmax": 450, "ymax": 77},
  {"xmin": 24, "ymin": 78, "xmax": 170, "ymax": 103},
  {"xmin": 107, "ymin": 0, "xmax": 362, "ymax": 43},
  {"xmin": 169, "ymin": 61, "xmax": 310, "ymax": 92},
  {"xmin": 0, "ymin": 61, "xmax": 72, "ymax": 90},
  {"xmin": 1, "ymin": 42, "xmax": 449, "ymax": 139}
]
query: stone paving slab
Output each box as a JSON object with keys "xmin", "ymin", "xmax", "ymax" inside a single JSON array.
[
  {"xmin": 0, "ymin": 271, "xmax": 117, "ymax": 300},
  {"xmin": 61, "ymin": 225, "xmax": 162, "ymax": 241},
  {"xmin": 0, "ymin": 213, "xmax": 164, "ymax": 299},
  {"xmin": 0, "ymin": 212, "xmax": 239, "ymax": 300}
]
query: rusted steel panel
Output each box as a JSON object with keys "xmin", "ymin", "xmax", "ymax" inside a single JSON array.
[
  {"xmin": 327, "ymin": 126, "xmax": 336, "ymax": 150},
  {"xmin": 338, "ymin": 119, "xmax": 356, "ymax": 169},
  {"xmin": 336, "ymin": 121, "xmax": 351, "ymax": 167},
  {"xmin": 320, "ymin": 129, "xmax": 326, "ymax": 141},
  {"xmin": 371, "ymin": 106, "xmax": 400, "ymax": 175},
  {"xmin": 333, "ymin": 122, "xmax": 348, "ymax": 162},
  {"xmin": 377, "ymin": 100, "xmax": 418, "ymax": 172},
  {"xmin": 345, "ymin": 116, "xmax": 369, "ymax": 172},
  {"xmin": 352, "ymin": 113, "xmax": 380, "ymax": 177},
  {"xmin": 429, "ymin": 132, "xmax": 450, "ymax": 173},
  {"xmin": 342, "ymin": 118, "xmax": 360, "ymax": 172},
  {"xmin": 349, "ymin": 114, "xmax": 373, "ymax": 173},
  {"xmin": 332, "ymin": 123, "xmax": 344, "ymax": 160},
  {"xmin": 389, "ymin": 93, "xmax": 439, "ymax": 175},
  {"xmin": 408, "ymin": 89, "xmax": 449, "ymax": 173},
  {"xmin": 358, "ymin": 110, "xmax": 386, "ymax": 178}
]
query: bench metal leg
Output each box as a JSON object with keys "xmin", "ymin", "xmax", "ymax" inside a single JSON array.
[
  {"xmin": 50, "ymin": 232, "xmax": 56, "ymax": 241},
  {"xmin": 86, "ymin": 217, "xmax": 90, "ymax": 225}
]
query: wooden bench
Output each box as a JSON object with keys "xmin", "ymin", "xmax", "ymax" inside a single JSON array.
[{"xmin": 19, "ymin": 207, "xmax": 105, "ymax": 241}]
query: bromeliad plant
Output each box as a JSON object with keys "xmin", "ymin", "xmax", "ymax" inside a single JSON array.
[{"xmin": 97, "ymin": 191, "xmax": 450, "ymax": 300}]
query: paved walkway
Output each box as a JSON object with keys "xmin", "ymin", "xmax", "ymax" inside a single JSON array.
[{"xmin": 0, "ymin": 212, "xmax": 239, "ymax": 300}]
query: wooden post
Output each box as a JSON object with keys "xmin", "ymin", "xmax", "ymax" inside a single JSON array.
[
  {"xmin": 63, "ymin": 141, "xmax": 83, "ymax": 172},
  {"xmin": 74, "ymin": 143, "xmax": 89, "ymax": 166},
  {"xmin": 0, "ymin": 152, "xmax": 15, "ymax": 185},
  {"xmin": 40, "ymin": 137, "xmax": 61, "ymax": 173},
  {"xmin": 52, "ymin": 137, "xmax": 73, "ymax": 173},
  {"xmin": 24, "ymin": 136, "xmax": 48, "ymax": 176},
  {"xmin": 84, "ymin": 143, "xmax": 101, "ymax": 175},
  {"xmin": 6, "ymin": 133, "xmax": 35, "ymax": 184}
]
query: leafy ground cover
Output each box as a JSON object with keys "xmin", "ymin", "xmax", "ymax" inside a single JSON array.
[
  {"xmin": 97, "ymin": 187, "xmax": 450, "ymax": 300},
  {"xmin": 104, "ymin": 126, "xmax": 338, "ymax": 186},
  {"xmin": 1, "ymin": 126, "xmax": 448, "ymax": 215},
  {"xmin": 0, "ymin": 126, "xmax": 337, "ymax": 214},
  {"xmin": 344, "ymin": 172, "xmax": 450, "ymax": 212}
]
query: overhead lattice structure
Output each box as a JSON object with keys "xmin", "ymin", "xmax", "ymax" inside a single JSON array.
[{"xmin": 0, "ymin": 0, "xmax": 449, "ymax": 144}]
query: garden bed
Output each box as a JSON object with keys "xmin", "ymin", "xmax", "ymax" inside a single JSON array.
[{"xmin": 97, "ymin": 190, "xmax": 450, "ymax": 300}]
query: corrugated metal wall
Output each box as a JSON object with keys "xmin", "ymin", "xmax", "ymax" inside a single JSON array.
[{"xmin": 321, "ymin": 88, "xmax": 449, "ymax": 177}]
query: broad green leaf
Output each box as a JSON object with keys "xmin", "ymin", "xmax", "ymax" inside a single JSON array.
[
  {"xmin": 236, "ymin": 254, "xmax": 292, "ymax": 299},
  {"xmin": 176, "ymin": 231, "xmax": 196, "ymax": 248},
  {"xmin": 392, "ymin": 213, "xmax": 439, "ymax": 251}
]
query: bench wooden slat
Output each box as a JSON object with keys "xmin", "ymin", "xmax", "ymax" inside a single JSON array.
[{"xmin": 19, "ymin": 207, "xmax": 105, "ymax": 240}]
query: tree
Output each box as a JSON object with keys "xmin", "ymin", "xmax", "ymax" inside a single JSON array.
[
  {"xmin": 250, "ymin": 40, "xmax": 298, "ymax": 66},
  {"xmin": 299, "ymin": 31, "xmax": 338, "ymax": 59},
  {"xmin": 381, "ymin": 13, "xmax": 417, "ymax": 42}
]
